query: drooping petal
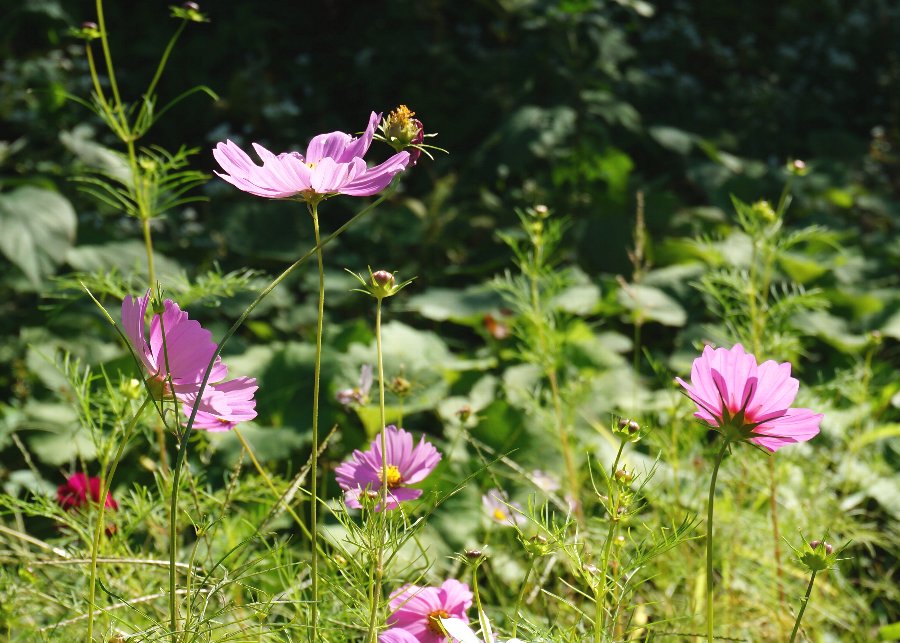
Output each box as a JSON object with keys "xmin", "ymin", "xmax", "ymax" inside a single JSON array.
[
  {"xmin": 121, "ymin": 290, "xmax": 155, "ymax": 373},
  {"xmin": 751, "ymin": 408, "xmax": 822, "ymax": 451},
  {"xmin": 339, "ymin": 151, "xmax": 411, "ymax": 196}
]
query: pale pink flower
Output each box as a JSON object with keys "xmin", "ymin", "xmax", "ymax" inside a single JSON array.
[
  {"xmin": 387, "ymin": 579, "xmax": 473, "ymax": 643},
  {"xmin": 213, "ymin": 112, "xmax": 410, "ymax": 201},
  {"xmin": 379, "ymin": 629, "xmax": 420, "ymax": 643},
  {"xmin": 121, "ymin": 290, "xmax": 257, "ymax": 431},
  {"xmin": 676, "ymin": 343, "xmax": 822, "ymax": 452},
  {"xmin": 334, "ymin": 425, "xmax": 441, "ymax": 511},
  {"xmin": 482, "ymin": 489, "xmax": 525, "ymax": 528}
]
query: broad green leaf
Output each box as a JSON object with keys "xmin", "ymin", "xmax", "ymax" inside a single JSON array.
[
  {"xmin": 0, "ymin": 186, "xmax": 76, "ymax": 287},
  {"xmin": 649, "ymin": 125, "xmax": 695, "ymax": 155},
  {"xmin": 407, "ymin": 284, "xmax": 504, "ymax": 324},
  {"xmin": 617, "ymin": 283, "xmax": 687, "ymax": 327}
]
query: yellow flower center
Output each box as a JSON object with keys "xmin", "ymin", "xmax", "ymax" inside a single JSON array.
[
  {"xmin": 492, "ymin": 508, "xmax": 508, "ymax": 522},
  {"xmin": 389, "ymin": 104, "xmax": 416, "ymax": 127},
  {"xmin": 377, "ymin": 465, "xmax": 403, "ymax": 488},
  {"xmin": 426, "ymin": 609, "xmax": 451, "ymax": 634}
]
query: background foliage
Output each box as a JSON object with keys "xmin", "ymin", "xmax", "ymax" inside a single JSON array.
[{"xmin": 0, "ymin": 0, "xmax": 898, "ymax": 640}]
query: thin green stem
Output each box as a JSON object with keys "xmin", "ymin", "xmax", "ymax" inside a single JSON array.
[
  {"xmin": 141, "ymin": 215, "xmax": 156, "ymax": 292},
  {"xmin": 788, "ymin": 570, "xmax": 818, "ymax": 643},
  {"xmin": 143, "ymin": 21, "xmax": 187, "ymax": 111},
  {"xmin": 510, "ymin": 558, "xmax": 534, "ymax": 638},
  {"xmin": 366, "ymin": 296, "xmax": 388, "ymax": 643},
  {"xmin": 309, "ymin": 203, "xmax": 325, "ymax": 642},
  {"xmin": 706, "ymin": 439, "xmax": 731, "ymax": 643},
  {"xmin": 598, "ymin": 439, "xmax": 627, "ymax": 640},
  {"xmin": 165, "ymin": 189, "xmax": 392, "ymax": 642},
  {"xmin": 94, "ymin": 0, "xmax": 124, "ymax": 126},
  {"xmin": 87, "ymin": 397, "xmax": 150, "ymax": 642}
]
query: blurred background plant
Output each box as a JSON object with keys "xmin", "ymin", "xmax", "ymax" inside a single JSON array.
[{"xmin": 0, "ymin": 0, "xmax": 898, "ymax": 640}]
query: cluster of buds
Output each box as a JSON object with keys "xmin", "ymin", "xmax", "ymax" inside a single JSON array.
[
  {"xmin": 613, "ymin": 416, "xmax": 642, "ymax": 442},
  {"xmin": 521, "ymin": 533, "xmax": 555, "ymax": 558}
]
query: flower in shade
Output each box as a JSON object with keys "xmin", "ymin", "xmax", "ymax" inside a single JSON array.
[
  {"xmin": 387, "ymin": 579, "xmax": 473, "ymax": 643},
  {"xmin": 213, "ymin": 112, "xmax": 410, "ymax": 201},
  {"xmin": 676, "ymin": 343, "xmax": 822, "ymax": 452},
  {"xmin": 482, "ymin": 489, "xmax": 524, "ymax": 528},
  {"xmin": 336, "ymin": 364, "xmax": 373, "ymax": 407},
  {"xmin": 334, "ymin": 425, "xmax": 441, "ymax": 511},
  {"xmin": 121, "ymin": 290, "xmax": 257, "ymax": 431},
  {"xmin": 57, "ymin": 473, "xmax": 117, "ymax": 511}
]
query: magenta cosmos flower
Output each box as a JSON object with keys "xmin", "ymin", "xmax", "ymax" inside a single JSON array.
[
  {"xmin": 676, "ymin": 343, "xmax": 822, "ymax": 452},
  {"xmin": 387, "ymin": 579, "xmax": 473, "ymax": 643},
  {"xmin": 213, "ymin": 112, "xmax": 410, "ymax": 201},
  {"xmin": 334, "ymin": 425, "xmax": 441, "ymax": 511},
  {"xmin": 57, "ymin": 473, "xmax": 117, "ymax": 511},
  {"xmin": 121, "ymin": 290, "xmax": 258, "ymax": 431}
]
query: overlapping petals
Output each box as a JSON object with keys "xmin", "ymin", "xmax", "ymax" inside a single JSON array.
[
  {"xmin": 213, "ymin": 111, "xmax": 410, "ymax": 200},
  {"xmin": 387, "ymin": 579, "xmax": 473, "ymax": 643},
  {"xmin": 121, "ymin": 291, "xmax": 257, "ymax": 431},
  {"xmin": 676, "ymin": 343, "xmax": 822, "ymax": 452},
  {"xmin": 334, "ymin": 425, "xmax": 441, "ymax": 511},
  {"xmin": 57, "ymin": 473, "xmax": 117, "ymax": 511}
]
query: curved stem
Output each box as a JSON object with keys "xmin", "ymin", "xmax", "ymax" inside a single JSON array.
[
  {"xmin": 94, "ymin": 0, "xmax": 124, "ymax": 127},
  {"xmin": 510, "ymin": 558, "xmax": 534, "ymax": 638},
  {"xmin": 87, "ymin": 396, "xmax": 150, "ymax": 642},
  {"xmin": 143, "ymin": 21, "xmax": 186, "ymax": 109},
  {"xmin": 706, "ymin": 439, "xmax": 731, "ymax": 643},
  {"xmin": 366, "ymin": 296, "xmax": 388, "ymax": 643},
  {"xmin": 309, "ymin": 203, "xmax": 325, "ymax": 641},
  {"xmin": 788, "ymin": 570, "xmax": 817, "ymax": 643}
]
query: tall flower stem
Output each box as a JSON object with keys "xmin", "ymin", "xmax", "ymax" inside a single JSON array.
[
  {"xmin": 510, "ymin": 558, "xmax": 534, "ymax": 639},
  {"xmin": 165, "ymin": 189, "xmax": 394, "ymax": 643},
  {"xmin": 597, "ymin": 438, "xmax": 627, "ymax": 640},
  {"xmin": 706, "ymin": 438, "xmax": 731, "ymax": 643},
  {"xmin": 366, "ymin": 295, "xmax": 388, "ymax": 643},
  {"xmin": 309, "ymin": 201, "xmax": 325, "ymax": 641},
  {"xmin": 788, "ymin": 570, "xmax": 817, "ymax": 643},
  {"xmin": 87, "ymin": 396, "xmax": 150, "ymax": 642}
]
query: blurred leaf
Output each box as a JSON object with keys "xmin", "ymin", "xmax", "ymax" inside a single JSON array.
[
  {"xmin": 22, "ymin": 402, "xmax": 96, "ymax": 465},
  {"xmin": 66, "ymin": 240, "xmax": 184, "ymax": 284},
  {"xmin": 649, "ymin": 126, "xmax": 695, "ymax": 155},
  {"xmin": 617, "ymin": 284, "xmax": 687, "ymax": 327},
  {"xmin": 406, "ymin": 284, "xmax": 504, "ymax": 324},
  {"xmin": 0, "ymin": 185, "xmax": 76, "ymax": 287},
  {"xmin": 778, "ymin": 251, "xmax": 829, "ymax": 283}
]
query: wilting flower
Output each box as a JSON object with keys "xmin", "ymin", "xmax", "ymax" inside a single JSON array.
[
  {"xmin": 676, "ymin": 343, "xmax": 822, "ymax": 452},
  {"xmin": 121, "ymin": 290, "xmax": 258, "ymax": 431},
  {"xmin": 57, "ymin": 473, "xmax": 117, "ymax": 511},
  {"xmin": 334, "ymin": 425, "xmax": 441, "ymax": 511},
  {"xmin": 213, "ymin": 112, "xmax": 410, "ymax": 201},
  {"xmin": 380, "ymin": 105, "xmax": 425, "ymax": 165},
  {"xmin": 388, "ymin": 579, "xmax": 473, "ymax": 643},
  {"xmin": 482, "ymin": 489, "xmax": 524, "ymax": 528},
  {"xmin": 336, "ymin": 364, "xmax": 373, "ymax": 407}
]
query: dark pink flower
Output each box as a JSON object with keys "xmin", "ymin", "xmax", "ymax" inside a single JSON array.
[
  {"xmin": 121, "ymin": 290, "xmax": 257, "ymax": 431},
  {"xmin": 334, "ymin": 425, "xmax": 441, "ymax": 511},
  {"xmin": 57, "ymin": 473, "xmax": 117, "ymax": 511},
  {"xmin": 213, "ymin": 112, "xmax": 410, "ymax": 201},
  {"xmin": 387, "ymin": 579, "xmax": 473, "ymax": 643},
  {"xmin": 676, "ymin": 343, "xmax": 822, "ymax": 452}
]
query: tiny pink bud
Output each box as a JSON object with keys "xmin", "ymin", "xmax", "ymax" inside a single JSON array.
[
  {"xmin": 183, "ymin": 1, "xmax": 200, "ymax": 9},
  {"xmin": 82, "ymin": 21, "xmax": 98, "ymax": 29},
  {"xmin": 372, "ymin": 270, "xmax": 394, "ymax": 287}
]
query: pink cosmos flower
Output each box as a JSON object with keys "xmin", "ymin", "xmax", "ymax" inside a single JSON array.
[
  {"xmin": 57, "ymin": 472, "xmax": 118, "ymax": 511},
  {"xmin": 676, "ymin": 343, "xmax": 822, "ymax": 452},
  {"xmin": 387, "ymin": 579, "xmax": 473, "ymax": 643},
  {"xmin": 379, "ymin": 629, "xmax": 420, "ymax": 643},
  {"xmin": 213, "ymin": 112, "xmax": 410, "ymax": 201},
  {"xmin": 121, "ymin": 290, "xmax": 258, "ymax": 431},
  {"xmin": 334, "ymin": 425, "xmax": 441, "ymax": 511}
]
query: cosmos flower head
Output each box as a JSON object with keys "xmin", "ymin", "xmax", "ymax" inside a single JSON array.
[
  {"xmin": 676, "ymin": 343, "xmax": 822, "ymax": 452},
  {"xmin": 121, "ymin": 290, "xmax": 258, "ymax": 431},
  {"xmin": 387, "ymin": 579, "xmax": 473, "ymax": 643},
  {"xmin": 57, "ymin": 473, "xmax": 118, "ymax": 511},
  {"xmin": 213, "ymin": 112, "xmax": 410, "ymax": 202},
  {"xmin": 334, "ymin": 425, "xmax": 441, "ymax": 511},
  {"xmin": 482, "ymin": 489, "xmax": 525, "ymax": 528}
]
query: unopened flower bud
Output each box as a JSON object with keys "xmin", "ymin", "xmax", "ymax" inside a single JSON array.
[
  {"xmin": 71, "ymin": 21, "xmax": 101, "ymax": 40},
  {"xmin": 372, "ymin": 270, "xmax": 394, "ymax": 288},
  {"xmin": 809, "ymin": 540, "xmax": 834, "ymax": 555},
  {"xmin": 390, "ymin": 376, "xmax": 411, "ymax": 396},
  {"xmin": 465, "ymin": 549, "xmax": 483, "ymax": 560},
  {"xmin": 533, "ymin": 204, "xmax": 549, "ymax": 218},
  {"xmin": 183, "ymin": 1, "xmax": 200, "ymax": 9},
  {"xmin": 787, "ymin": 158, "xmax": 810, "ymax": 176},
  {"xmin": 456, "ymin": 405, "xmax": 473, "ymax": 423},
  {"xmin": 170, "ymin": 1, "xmax": 209, "ymax": 22},
  {"xmin": 628, "ymin": 420, "xmax": 640, "ymax": 434},
  {"xmin": 615, "ymin": 467, "xmax": 634, "ymax": 484},
  {"xmin": 751, "ymin": 200, "xmax": 777, "ymax": 223},
  {"xmin": 382, "ymin": 105, "xmax": 425, "ymax": 163}
]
